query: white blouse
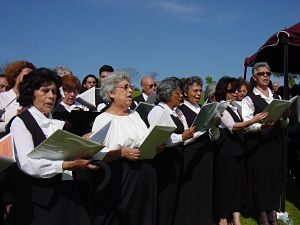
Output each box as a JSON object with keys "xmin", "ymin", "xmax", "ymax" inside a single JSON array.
[
  {"xmin": 10, "ymin": 106, "xmax": 65, "ymax": 178},
  {"xmin": 219, "ymin": 101, "xmax": 242, "ymax": 133},
  {"xmin": 0, "ymin": 89, "xmax": 19, "ymax": 133},
  {"xmin": 242, "ymin": 87, "xmax": 274, "ymax": 132},
  {"xmin": 92, "ymin": 111, "xmax": 148, "ymax": 159}
]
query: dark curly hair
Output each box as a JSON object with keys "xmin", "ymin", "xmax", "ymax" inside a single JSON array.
[
  {"xmin": 4, "ymin": 60, "xmax": 36, "ymax": 87},
  {"xmin": 18, "ymin": 68, "xmax": 62, "ymax": 107},
  {"xmin": 215, "ymin": 76, "xmax": 238, "ymax": 101},
  {"xmin": 181, "ymin": 76, "xmax": 203, "ymax": 98}
]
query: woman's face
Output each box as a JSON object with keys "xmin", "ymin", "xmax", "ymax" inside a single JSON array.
[
  {"xmin": 167, "ymin": 86, "xmax": 183, "ymax": 108},
  {"xmin": 84, "ymin": 77, "xmax": 97, "ymax": 89},
  {"xmin": 63, "ymin": 88, "xmax": 78, "ymax": 106},
  {"xmin": 33, "ymin": 82, "xmax": 57, "ymax": 116},
  {"xmin": 185, "ymin": 83, "xmax": 202, "ymax": 105},
  {"xmin": 237, "ymin": 84, "xmax": 248, "ymax": 101},
  {"xmin": 110, "ymin": 79, "xmax": 133, "ymax": 108},
  {"xmin": 225, "ymin": 83, "xmax": 238, "ymax": 101}
]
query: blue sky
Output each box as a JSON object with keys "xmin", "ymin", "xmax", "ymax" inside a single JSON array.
[{"xmin": 1, "ymin": 0, "xmax": 300, "ymax": 86}]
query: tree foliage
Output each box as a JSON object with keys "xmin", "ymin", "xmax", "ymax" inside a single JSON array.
[{"xmin": 205, "ymin": 75, "xmax": 215, "ymax": 85}]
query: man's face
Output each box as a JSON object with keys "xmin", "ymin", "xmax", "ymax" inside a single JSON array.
[
  {"xmin": 99, "ymin": 71, "xmax": 109, "ymax": 83},
  {"xmin": 272, "ymin": 83, "xmax": 280, "ymax": 91},
  {"xmin": 253, "ymin": 66, "xmax": 271, "ymax": 88},
  {"xmin": 141, "ymin": 78, "xmax": 156, "ymax": 96}
]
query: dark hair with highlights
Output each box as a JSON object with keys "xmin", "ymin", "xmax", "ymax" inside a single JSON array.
[{"xmin": 18, "ymin": 68, "xmax": 62, "ymax": 107}]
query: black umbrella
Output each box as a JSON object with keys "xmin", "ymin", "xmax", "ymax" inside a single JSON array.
[{"xmin": 244, "ymin": 22, "xmax": 300, "ymax": 212}]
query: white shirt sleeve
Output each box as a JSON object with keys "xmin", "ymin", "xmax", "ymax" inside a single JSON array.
[
  {"xmin": 148, "ymin": 106, "xmax": 183, "ymax": 146},
  {"xmin": 10, "ymin": 117, "xmax": 64, "ymax": 178},
  {"xmin": 241, "ymin": 96, "xmax": 262, "ymax": 132},
  {"xmin": 220, "ymin": 110, "xmax": 235, "ymax": 133}
]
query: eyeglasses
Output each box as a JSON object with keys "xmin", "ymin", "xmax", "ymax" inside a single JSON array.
[
  {"xmin": 256, "ymin": 71, "xmax": 271, "ymax": 77},
  {"xmin": 226, "ymin": 88, "xmax": 238, "ymax": 93},
  {"xmin": 143, "ymin": 83, "xmax": 157, "ymax": 88},
  {"xmin": 115, "ymin": 84, "xmax": 134, "ymax": 91}
]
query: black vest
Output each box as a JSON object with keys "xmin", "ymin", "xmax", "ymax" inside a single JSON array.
[
  {"xmin": 218, "ymin": 106, "xmax": 245, "ymax": 156},
  {"xmin": 245, "ymin": 91, "xmax": 282, "ymax": 152},
  {"xmin": 12, "ymin": 110, "xmax": 62, "ymax": 207}
]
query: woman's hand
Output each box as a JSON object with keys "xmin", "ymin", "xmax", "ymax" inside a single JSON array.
[
  {"xmin": 82, "ymin": 132, "xmax": 92, "ymax": 140},
  {"xmin": 121, "ymin": 147, "xmax": 141, "ymax": 160},
  {"xmin": 63, "ymin": 159, "xmax": 98, "ymax": 171},
  {"xmin": 182, "ymin": 126, "xmax": 196, "ymax": 141},
  {"xmin": 253, "ymin": 112, "xmax": 269, "ymax": 123}
]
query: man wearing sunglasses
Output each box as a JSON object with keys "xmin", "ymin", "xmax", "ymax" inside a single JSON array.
[
  {"xmin": 131, "ymin": 76, "xmax": 156, "ymax": 108},
  {"xmin": 242, "ymin": 62, "xmax": 287, "ymax": 225}
]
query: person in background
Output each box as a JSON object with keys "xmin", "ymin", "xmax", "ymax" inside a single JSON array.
[
  {"xmin": 148, "ymin": 77, "xmax": 195, "ymax": 225},
  {"xmin": 237, "ymin": 78, "xmax": 250, "ymax": 101},
  {"xmin": 53, "ymin": 74, "xmax": 85, "ymax": 122},
  {"xmin": 204, "ymin": 82, "xmax": 217, "ymax": 103},
  {"xmin": 53, "ymin": 65, "xmax": 72, "ymax": 77},
  {"xmin": 0, "ymin": 74, "xmax": 9, "ymax": 92},
  {"xmin": 8, "ymin": 68, "xmax": 95, "ymax": 225},
  {"xmin": 242, "ymin": 62, "xmax": 288, "ymax": 225},
  {"xmin": 98, "ymin": 65, "xmax": 114, "ymax": 87},
  {"xmin": 0, "ymin": 60, "xmax": 35, "ymax": 135},
  {"xmin": 272, "ymin": 82, "xmax": 281, "ymax": 92},
  {"xmin": 175, "ymin": 76, "xmax": 220, "ymax": 225},
  {"xmin": 214, "ymin": 76, "xmax": 267, "ymax": 225},
  {"xmin": 80, "ymin": 74, "xmax": 98, "ymax": 93},
  {"xmin": 131, "ymin": 76, "xmax": 156, "ymax": 107},
  {"xmin": 91, "ymin": 72, "xmax": 156, "ymax": 225}
]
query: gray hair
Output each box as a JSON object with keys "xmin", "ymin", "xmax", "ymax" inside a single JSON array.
[
  {"xmin": 252, "ymin": 62, "xmax": 270, "ymax": 76},
  {"xmin": 204, "ymin": 82, "xmax": 217, "ymax": 102},
  {"xmin": 100, "ymin": 71, "xmax": 130, "ymax": 103},
  {"xmin": 53, "ymin": 65, "xmax": 72, "ymax": 77},
  {"xmin": 156, "ymin": 77, "xmax": 181, "ymax": 103}
]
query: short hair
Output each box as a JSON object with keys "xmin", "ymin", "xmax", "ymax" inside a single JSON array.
[
  {"xmin": 215, "ymin": 76, "xmax": 238, "ymax": 101},
  {"xmin": 100, "ymin": 71, "xmax": 130, "ymax": 103},
  {"xmin": 61, "ymin": 74, "xmax": 81, "ymax": 91},
  {"xmin": 4, "ymin": 60, "xmax": 36, "ymax": 87},
  {"xmin": 204, "ymin": 82, "xmax": 217, "ymax": 102},
  {"xmin": 53, "ymin": 66, "xmax": 72, "ymax": 77},
  {"xmin": 156, "ymin": 77, "xmax": 182, "ymax": 103},
  {"xmin": 252, "ymin": 62, "xmax": 270, "ymax": 76},
  {"xmin": 237, "ymin": 77, "xmax": 250, "ymax": 92},
  {"xmin": 181, "ymin": 76, "xmax": 203, "ymax": 95},
  {"xmin": 18, "ymin": 68, "xmax": 62, "ymax": 107},
  {"xmin": 99, "ymin": 65, "xmax": 114, "ymax": 75},
  {"xmin": 81, "ymin": 74, "xmax": 99, "ymax": 88}
]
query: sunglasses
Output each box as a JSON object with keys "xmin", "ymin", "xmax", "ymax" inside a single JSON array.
[
  {"xmin": 256, "ymin": 71, "xmax": 271, "ymax": 77},
  {"xmin": 144, "ymin": 83, "xmax": 157, "ymax": 88},
  {"xmin": 226, "ymin": 88, "xmax": 238, "ymax": 93}
]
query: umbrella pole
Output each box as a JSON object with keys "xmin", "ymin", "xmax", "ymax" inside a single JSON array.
[
  {"xmin": 243, "ymin": 66, "xmax": 247, "ymax": 80},
  {"xmin": 280, "ymin": 32, "xmax": 289, "ymax": 213}
]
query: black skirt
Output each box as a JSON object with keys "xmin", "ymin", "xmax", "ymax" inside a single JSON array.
[
  {"xmin": 246, "ymin": 136, "xmax": 282, "ymax": 211},
  {"xmin": 174, "ymin": 137, "xmax": 214, "ymax": 225},
  {"xmin": 213, "ymin": 154, "xmax": 244, "ymax": 219},
  {"xmin": 92, "ymin": 159, "xmax": 157, "ymax": 225}
]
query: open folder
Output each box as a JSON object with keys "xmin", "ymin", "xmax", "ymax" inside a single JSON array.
[
  {"xmin": 139, "ymin": 110, "xmax": 176, "ymax": 159},
  {"xmin": 262, "ymin": 95, "xmax": 298, "ymax": 123},
  {"xmin": 0, "ymin": 133, "xmax": 15, "ymax": 171},
  {"xmin": 76, "ymin": 87, "xmax": 101, "ymax": 110},
  {"xmin": 28, "ymin": 129, "xmax": 105, "ymax": 160}
]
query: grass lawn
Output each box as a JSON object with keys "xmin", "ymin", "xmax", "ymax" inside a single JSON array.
[{"xmin": 241, "ymin": 182, "xmax": 300, "ymax": 225}]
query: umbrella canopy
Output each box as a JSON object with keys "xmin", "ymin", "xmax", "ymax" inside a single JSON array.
[{"xmin": 244, "ymin": 22, "xmax": 300, "ymax": 74}]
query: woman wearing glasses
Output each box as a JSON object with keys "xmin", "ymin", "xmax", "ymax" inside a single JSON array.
[
  {"xmin": 242, "ymin": 62, "xmax": 287, "ymax": 225},
  {"xmin": 147, "ymin": 77, "xmax": 195, "ymax": 225},
  {"xmin": 91, "ymin": 72, "xmax": 156, "ymax": 225},
  {"xmin": 214, "ymin": 76, "xmax": 267, "ymax": 225}
]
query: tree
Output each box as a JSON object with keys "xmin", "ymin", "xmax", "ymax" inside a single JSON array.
[
  {"xmin": 118, "ymin": 67, "xmax": 141, "ymax": 87},
  {"xmin": 205, "ymin": 76, "xmax": 215, "ymax": 86},
  {"xmin": 272, "ymin": 72, "xmax": 299, "ymax": 87}
]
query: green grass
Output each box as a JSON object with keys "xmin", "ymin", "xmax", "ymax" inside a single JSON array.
[{"xmin": 241, "ymin": 183, "xmax": 300, "ymax": 225}]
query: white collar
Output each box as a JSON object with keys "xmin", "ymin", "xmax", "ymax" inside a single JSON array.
[
  {"xmin": 183, "ymin": 100, "xmax": 200, "ymax": 113},
  {"xmin": 253, "ymin": 87, "xmax": 273, "ymax": 100},
  {"xmin": 142, "ymin": 93, "xmax": 148, "ymax": 101}
]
